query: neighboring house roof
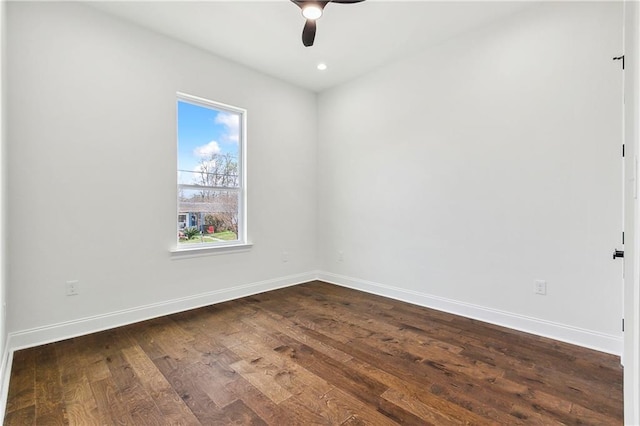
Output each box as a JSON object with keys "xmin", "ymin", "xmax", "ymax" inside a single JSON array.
[{"xmin": 178, "ymin": 201, "xmax": 235, "ymax": 214}]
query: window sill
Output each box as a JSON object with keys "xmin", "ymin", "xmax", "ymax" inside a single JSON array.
[{"xmin": 170, "ymin": 242, "xmax": 253, "ymax": 260}]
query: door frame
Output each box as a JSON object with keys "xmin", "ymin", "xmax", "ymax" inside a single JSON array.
[{"xmin": 623, "ymin": 1, "xmax": 639, "ymax": 424}]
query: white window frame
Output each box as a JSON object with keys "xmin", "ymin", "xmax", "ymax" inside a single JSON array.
[{"xmin": 173, "ymin": 92, "xmax": 249, "ymax": 255}]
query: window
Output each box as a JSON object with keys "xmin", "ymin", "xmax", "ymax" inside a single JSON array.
[{"xmin": 176, "ymin": 93, "xmax": 246, "ymax": 249}]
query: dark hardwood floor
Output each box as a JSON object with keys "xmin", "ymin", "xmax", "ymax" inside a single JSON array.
[{"xmin": 4, "ymin": 281, "xmax": 623, "ymax": 425}]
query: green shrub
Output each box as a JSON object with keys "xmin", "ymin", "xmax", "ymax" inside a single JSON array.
[{"xmin": 183, "ymin": 226, "xmax": 200, "ymax": 239}]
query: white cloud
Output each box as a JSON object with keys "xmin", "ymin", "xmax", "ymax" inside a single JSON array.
[
  {"xmin": 215, "ymin": 112, "xmax": 240, "ymax": 143},
  {"xmin": 194, "ymin": 140, "xmax": 221, "ymax": 158}
]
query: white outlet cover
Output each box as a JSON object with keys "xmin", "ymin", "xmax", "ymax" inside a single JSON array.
[{"xmin": 66, "ymin": 280, "xmax": 79, "ymax": 296}]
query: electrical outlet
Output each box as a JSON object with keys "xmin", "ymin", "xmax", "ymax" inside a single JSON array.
[
  {"xmin": 338, "ymin": 251, "xmax": 344, "ymax": 262},
  {"xmin": 282, "ymin": 251, "xmax": 289, "ymax": 263},
  {"xmin": 534, "ymin": 280, "xmax": 547, "ymax": 295},
  {"xmin": 66, "ymin": 280, "xmax": 79, "ymax": 296}
]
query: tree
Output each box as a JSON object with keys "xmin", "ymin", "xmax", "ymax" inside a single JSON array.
[
  {"xmin": 195, "ymin": 152, "xmax": 238, "ymax": 188},
  {"xmin": 191, "ymin": 152, "xmax": 239, "ymax": 235}
]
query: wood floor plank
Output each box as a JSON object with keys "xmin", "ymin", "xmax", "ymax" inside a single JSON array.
[
  {"xmin": 346, "ymin": 357, "xmax": 489, "ymax": 424},
  {"xmin": 282, "ymin": 390, "xmax": 356, "ymax": 425},
  {"xmin": 153, "ymin": 355, "xmax": 228, "ymax": 425},
  {"xmin": 285, "ymin": 284, "xmax": 466, "ymax": 355},
  {"xmin": 125, "ymin": 319, "xmax": 171, "ymax": 361},
  {"xmin": 220, "ymin": 398, "xmax": 267, "ymax": 426},
  {"xmin": 321, "ymin": 387, "xmax": 401, "ymax": 426},
  {"xmin": 3, "ymin": 404, "xmax": 36, "ymax": 426},
  {"xmin": 230, "ymin": 359, "xmax": 292, "ymax": 404},
  {"xmin": 90, "ymin": 377, "xmax": 136, "ymax": 425},
  {"xmin": 189, "ymin": 360, "xmax": 240, "ymax": 408},
  {"xmin": 221, "ymin": 326, "xmax": 335, "ymax": 399},
  {"xmin": 381, "ymin": 387, "xmax": 482, "ymax": 426},
  {"xmin": 225, "ymin": 375, "xmax": 323, "ymax": 425},
  {"xmin": 55, "ymin": 339, "xmax": 103, "ymax": 426},
  {"xmin": 60, "ymin": 374, "xmax": 103, "ymax": 426},
  {"xmin": 34, "ymin": 344, "xmax": 68, "ymax": 425},
  {"xmin": 95, "ymin": 335, "xmax": 168, "ymax": 425},
  {"xmin": 4, "ymin": 281, "xmax": 623, "ymax": 425},
  {"xmin": 4, "ymin": 348, "xmax": 36, "ymax": 415},
  {"xmin": 120, "ymin": 384, "xmax": 166, "ymax": 426},
  {"xmin": 272, "ymin": 334, "xmax": 388, "ymax": 403},
  {"xmin": 121, "ymin": 344, "xmax": 201, "ymax": 425},
  {"xmin": 239, "ymin": 306, "xmax": 354, "ymax": 363}
]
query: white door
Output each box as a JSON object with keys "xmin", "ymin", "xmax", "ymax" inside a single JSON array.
[{"xmin": 623, "ymin": 1, "xmax": 640, "ymax": 423}]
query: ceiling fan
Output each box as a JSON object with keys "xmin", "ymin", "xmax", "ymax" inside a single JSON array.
[{"xmin": 291, "ymin": 1, "xmax": 365, "ymax": 47}]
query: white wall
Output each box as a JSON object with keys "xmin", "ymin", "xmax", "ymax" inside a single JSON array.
[
  {"xmin": 5, "ymin": 2, "xmax": 318, "ymax": 345},
  {"xmin": 1, "ymin": 0, "xmax": 635, "ymax": 419},
  {"xmin": 318, "ymin": 2, "xmax": 624, "ymax": 354},
  {"xmin": 0, "ymin": 0, "xmax": 7, "ymax": 361},
  {"xmin": 3, "ymin": 0, "xmax": 627, "ymax": 353},
  {"xmin": 0, "ymin": 1, "xmax": 9, "ymax": 417}
]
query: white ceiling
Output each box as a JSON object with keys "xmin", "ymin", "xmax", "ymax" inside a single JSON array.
[{"xmin": 88, "ymin": 1, "xmax": 533, "ymax": 92}]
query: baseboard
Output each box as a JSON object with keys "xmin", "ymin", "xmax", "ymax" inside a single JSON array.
[
  {"xmin": 0, "ymin": 341, "xmax": 12, "ymax": 422},
  {"xmin": 4, "ymin": 270, "xmax": 623, "ymax": 356},
  {"xmin": 318, "ymin": 272, "xmax": 623, "ymax": 356},
  {"xmin": 7, "ymin": 271, "xmax": 318, "ymax": 352}
]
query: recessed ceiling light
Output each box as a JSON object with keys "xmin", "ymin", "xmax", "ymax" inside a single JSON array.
[{"xmin": 317, "ymin": 63, "xmax": 328, "ymax": 71}]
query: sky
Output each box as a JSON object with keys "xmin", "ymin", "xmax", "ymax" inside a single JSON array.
[{"xmin": 177, "ymin": 100, "xmax": 240, "ymax": 185}]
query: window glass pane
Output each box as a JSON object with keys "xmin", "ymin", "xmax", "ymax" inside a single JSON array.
[
  {"xmin": 177, "ymin": 95, "xmax": 244, "ymax": 248},
  {"xmin": 177, "ymin": 101, "xmax": 241, "ymax": 188},
  {"xmin": 178, "ymin": 188, "xmax": 239, "ymax": 245},
  {"xmin": 178, "ymin": 166, "xmax": 239, "ymax": 188}
]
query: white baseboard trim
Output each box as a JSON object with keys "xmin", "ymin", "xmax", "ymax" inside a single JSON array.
[
  {"xmin": 7, "ymin": 271, "xmax": 318, "ymax": 352},
  {"xmin": 9, "ymin": 271, "xmax": 620, "ymax": 356},
  {"xmin": 318, "ymin": 272, "xmax": 623, "ymax": 356},
  {"xmin": 0, "ymin": 342, "xmax": 12, "ymax": 422}
]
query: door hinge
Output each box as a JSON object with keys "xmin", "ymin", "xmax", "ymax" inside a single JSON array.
[
  {"xmin": 622, "ymin": 318, "xmax": 625, "ymax": 332},
  {"xmin": 623, "ymin": 144, "xmax": 625, "ymax": 157},
  {"xmin": 613, "ymin": 55, "xmax": 625, "ymax": 70},
  {"xmin": 622, "ymin": 231, "xmax": 625, "ymax": 244}
]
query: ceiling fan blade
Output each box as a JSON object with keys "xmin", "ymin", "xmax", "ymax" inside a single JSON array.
[
  {"xmin": 302, "ymin": 19, "xmax": 316, "ymax": 47},
  {"xmin": 292, "ymin": 0, "xmax": 361, "ymax": 47}
]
